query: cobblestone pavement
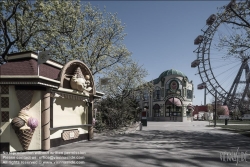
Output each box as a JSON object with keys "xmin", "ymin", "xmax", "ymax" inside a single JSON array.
[{"xmin": 1, "ymin": 121, "xmax": 250, "ymax": 167}]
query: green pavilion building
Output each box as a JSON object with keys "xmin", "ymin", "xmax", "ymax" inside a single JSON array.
[{"xmin": 136, "ymin": 69, "xmax": 194, "ymax": 122}]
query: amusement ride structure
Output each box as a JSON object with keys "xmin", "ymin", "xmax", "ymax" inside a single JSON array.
[{"xmin": 192, "ymin": 0, "xmax": 250, "ymax": 113}]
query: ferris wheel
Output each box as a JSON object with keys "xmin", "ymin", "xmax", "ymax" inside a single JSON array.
[{"xmin": 192, "ymin": 0, "xmax": 250, "ymax": 113}]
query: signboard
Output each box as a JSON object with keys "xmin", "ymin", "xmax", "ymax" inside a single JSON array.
[
  {"xmin": 62, "ymin": 130, "xmax": 79, "ymax": 141},
  {"xmin": 69, "ymin": 132, "xmax": 75, "ymax": 138}
]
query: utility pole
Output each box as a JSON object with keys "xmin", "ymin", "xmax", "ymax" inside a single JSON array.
[
  {"xmin": 214, "ymin": 89, "xmax": 217, "ymax": 127},
  {"xmin": 204, "ymin": 88, "xmax": 206, "ymax": 105}
]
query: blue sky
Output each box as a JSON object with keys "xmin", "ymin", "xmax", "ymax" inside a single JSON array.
[{"xmin": 84, "ymin": 0, "xmax": 235, "ymax": 105}]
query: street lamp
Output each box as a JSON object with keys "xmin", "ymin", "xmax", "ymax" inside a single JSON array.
[
  {"xmin": 209, "ymin": 86, "xmax": 219, "ymax": 127},
  {"xmin": 214, "ymin": 87, "xmax": 218, "ymax": 127}
]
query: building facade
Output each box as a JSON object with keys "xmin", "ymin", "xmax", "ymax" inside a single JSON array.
[
  {"xmin": 0, "ymin": 51, "xmax": 103, "ymax": 152},
  {"xmin": 136, "ymin": 69, "xmax": 194, "ymax": 122}
]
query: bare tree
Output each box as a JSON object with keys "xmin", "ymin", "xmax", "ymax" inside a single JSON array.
[
  {"xmin": 0, "ymin": 0, "xmax": 79, "ymax": 62},
  {"xmin": 216, "ymin": 0, "xmax": 250, "ymax": 56},
  {"xmin": 98, "ymin": 59, "xmax": 153, "ymax": 100},
  {"xmin": 1, "ymin": 1, "xmax": 130, "ymax": 76}
]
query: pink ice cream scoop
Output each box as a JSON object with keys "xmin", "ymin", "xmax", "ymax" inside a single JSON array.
[{"xmin": 27, "ymin": 117, "xmax": 38, "ymax": 130}]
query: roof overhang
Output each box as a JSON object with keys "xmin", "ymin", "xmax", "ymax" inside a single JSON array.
[
  {"xmin": 7, "ymin": 51, "xmax": 63, "ymax": 69},
  {"xmin": 0, "ymin": 75, "xmax": 60, "ymax": 88}
]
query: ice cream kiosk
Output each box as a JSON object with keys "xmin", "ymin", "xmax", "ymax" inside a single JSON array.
[{"xmin": 0, "ymin": 51, "xmax": 104, "ymax": 152}]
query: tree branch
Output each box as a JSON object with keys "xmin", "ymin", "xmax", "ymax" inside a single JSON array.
[{"xmin": 229, "ymin": 5, "xmax": 250, "ymax": 28}]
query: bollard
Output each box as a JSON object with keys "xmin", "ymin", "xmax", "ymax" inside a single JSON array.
[
  {"xmin": 225, "ymin": 119, "xmax": 228, "ymax": 125},
  {"xmin": 139, "ymin": 123, "xmax": 142, "ymax": 131}
]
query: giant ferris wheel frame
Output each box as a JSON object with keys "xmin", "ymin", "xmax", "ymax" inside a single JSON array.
[{"xmin": 192, "ymin": 0, "xmax": 250, "ymax": 112}]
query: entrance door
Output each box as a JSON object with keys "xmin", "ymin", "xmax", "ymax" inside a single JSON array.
[
  {"xmin": 169, "ymin": 112, "xmax": 177, "ymax": 121},
  {"xmin": 166, "ymin": 105, "xmax": 181, "ymax": 121}
]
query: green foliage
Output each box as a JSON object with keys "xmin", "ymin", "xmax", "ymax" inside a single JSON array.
[
  {"xmin": 231, "ymin": 108, "xmax": 241, "ymax": 119},
  {"xmin": 94, "ymin": 113, "xmax": 106, "ymax": 132},
  {"xmin": 98, "ymin": 60, "xmax": 153, "ymax": 99},
  {"xmin": 1, "ymin": 0, "xmax": 130, "ymax": 75},
  {"xmin": 96, "ymin": 97, "xmax": 140, "ymax": 129},
  {"xmin": 1, "ymin": 0, "xmax": 80, "ymax": 58},
  {"xmin": 95, "ymin": 57, "xmax": 151, "ymax": 130}
]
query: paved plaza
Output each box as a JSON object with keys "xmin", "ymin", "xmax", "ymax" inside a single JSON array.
[{"xmin": 1, "ymin": 121, "xmax": 250, "ymax": 167}]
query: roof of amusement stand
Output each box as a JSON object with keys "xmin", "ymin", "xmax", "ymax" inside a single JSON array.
[
  {"xmin": 1, "ymin": 51, "xmax": 63, "ymax": 78},
  {"xmin": 0, "ymin": 51, "xmax": 62, "ymax": 88},
  {"xmin": 0, "ymin": 51, "xmax": 104, "ymax": 98}
]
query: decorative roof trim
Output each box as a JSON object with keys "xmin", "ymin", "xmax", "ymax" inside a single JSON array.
[
  {"xmin": 51, "ymin": 91, "xmax": 89, "ymax": 101},
  {"xmin": 0, "ymin": 81, "xmax": 58, "ymax": 88},
  {"xmin": 7, "ymin": 52, "xmax": 63, "ymax": 69},
  {"xmin": 56, "ymin": 87, "xmax": 90, "ymax": 97},
  {"xmin": 0, "ymin": 75, "xmax": 60, "ymax": 84}
]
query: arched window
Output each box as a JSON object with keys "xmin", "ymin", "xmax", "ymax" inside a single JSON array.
[
  {"xmin": 155, "ymin": 87, "xmax": 161, "ymax": 100},
  {"xmin": 153, "ymin": 104, "xmax": 160, "ymax": 117},
  {"xmin": 187, "ymin": 90, "xmax": 193, "ymax": 99},
  {"xmin": 143, "ymin": 91, "xmax": 149, "ymax": 101}
]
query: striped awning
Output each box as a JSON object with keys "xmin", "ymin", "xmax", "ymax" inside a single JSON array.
[{"xmin": 168, "ymin": 98, "xmax": 182, "ymax": 106}]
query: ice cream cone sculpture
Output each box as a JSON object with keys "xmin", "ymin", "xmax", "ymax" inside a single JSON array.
[
  {"xmin": 70, "ymin": 67, "xmax": 92, "ymax": 92},
  {"xmin": 11, "ymin": 110, "xmax": 38, "ymax": 151}
]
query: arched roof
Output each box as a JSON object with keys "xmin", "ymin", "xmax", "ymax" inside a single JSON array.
[{"xmin": 153, "ymin": 69, "xmax": 187, "ymax": 84}]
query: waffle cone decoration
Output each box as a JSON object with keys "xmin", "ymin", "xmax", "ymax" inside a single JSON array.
[
  {"xmin": 15, "ymin": 90, "xmax": 34, "ymax": 110},
  {"xmin": 74, "ymin": 67, "xmax": 84, "ymax": 78},
  {"xmin": 11, "ymin": 110, "xmax": 39, "ymax": 151},
  {"xmin": 11, "ymin": 89, "xmax": 38, "ymax": 151},
  {"xmin": 16, "ymin": 128, "xmax": 34, "ymax": 151}
]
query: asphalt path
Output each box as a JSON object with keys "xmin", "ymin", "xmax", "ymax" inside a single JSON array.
[{"xmin": 1, "ymin": 121, "xmax": 250, "ymax": 167}]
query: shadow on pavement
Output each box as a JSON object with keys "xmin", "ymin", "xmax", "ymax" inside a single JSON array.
[
  {"xmin": 1, "ymin": 128, "xmax": 249, "ymax": 167},
  {"xmin": 50, "ymin": 129, "xmax": 249, "ymax": 167}
]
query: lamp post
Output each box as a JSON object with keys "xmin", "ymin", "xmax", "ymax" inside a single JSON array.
[
  {"xmin": 214, "ymin": 89, "xmax": 217, "ymax": 127},
  {"xmin": 149, "ymin": 90, "xmax": 152, "ymax": 118},
  {"xmin": 204, "ymin": 88, "xmax": 206, "ymax": 105}
]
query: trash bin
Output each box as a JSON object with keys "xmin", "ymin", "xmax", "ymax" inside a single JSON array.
[
  {"xmin": 225, "ymin": 119, "xmax": 228, "ymax": 125},
  {"xmin": 141, "ymin": 119, "xmax": 147, "ymax": 126}
]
